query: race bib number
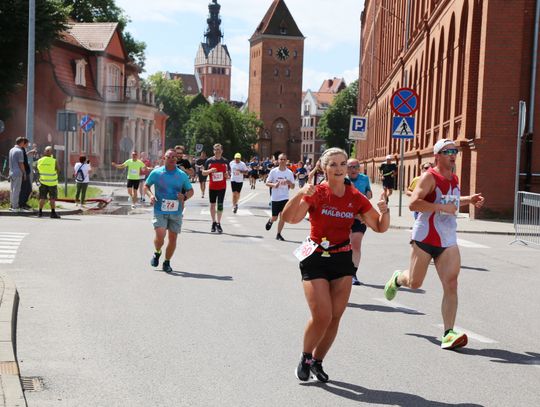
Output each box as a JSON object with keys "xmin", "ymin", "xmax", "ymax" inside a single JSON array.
[
  {"xmin": 130, "ymin": 169, "xmax": 138, "ymax": 175},
  {"xmin": 293, "ymin": 237, "xmax": 318, "ymax": 262},
  {"xmin": 212, "ymin": 172, "xmax": 224, "ymax": 182},
  {"xmin": 161, "ymin": 199, "xmax": 179, "ymax": 212},
  {"xmin": 234, "ymin": 170, "xmax": 241, "ymax": 176},
  {"xmin": 440, "ymin": 195, "xmax": 459, "ymax": 216}
]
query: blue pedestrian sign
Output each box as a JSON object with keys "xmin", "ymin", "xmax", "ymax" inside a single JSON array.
[
  {"xmin": 80, "ymin": 115, "xmax": 95, "ymax": 133},
  {"xmin": 391, "ymin": 88, "xmax": 419, "ymax": 117},
  {"xmin": 392, "ymin": 116, "xmax": 415, "ymax": 139},
  {"xmin": 349, "ymin": 116, "xmax": 368, "ymax": 141}
]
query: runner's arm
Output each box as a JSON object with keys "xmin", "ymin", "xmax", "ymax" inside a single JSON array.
[
  {"xmin": 144, "ymin": 183, "xmax": 156, "ymax": 204},
  {"xmin": 360, "ymin": 199, "xmax": 389, "ymax": 233},
  {"xmin": 460, "ymin": 193, "xmax": 485, "ymax": 208},
  {"xmin": 282, "ymin": 184, "xmax": 315, "ymax": 224}
]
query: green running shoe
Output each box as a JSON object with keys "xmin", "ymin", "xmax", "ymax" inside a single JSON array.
[
  {"xmin": 441, "ymin": 330, "xmax": 468, "ymax": 350},
  {"xmin": 384, "ymin": 270, "xmax": 401, "ymax": 301}
]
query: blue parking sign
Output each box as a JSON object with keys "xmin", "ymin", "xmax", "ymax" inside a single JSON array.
[{"xmin": 349, "ymin": 116, "xmax": 368, "ymax": 140}]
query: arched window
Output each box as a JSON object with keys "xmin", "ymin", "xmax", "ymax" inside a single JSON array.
[
  {"xmin": 444, "ymin": 16, "xmax": 456, "ymax": 124},
  {"xmin": 455, "ymin": 1, "xmax": 469, "ymax": 117},
  {"xmin": 434, "ymin": 30, "xmax": 445, "ymax": 131}
]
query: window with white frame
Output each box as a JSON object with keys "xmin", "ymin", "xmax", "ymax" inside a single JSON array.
[
  {"xmin": 81, "ymin": 131, "xmax": 88, "ymax": 153},
  {"xmin": 70, "ymin": 131, "xmax": 78, "ymax": 153},
  {"xmin": 75, "ymin": 59, "xmax": 87, "ymax": 87},
  {"xmin": 91, "ymin": 123, "xmax": 99, "ymax": 155}
]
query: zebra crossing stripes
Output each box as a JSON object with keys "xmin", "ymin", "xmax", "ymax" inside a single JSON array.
[{"xmin": 0, "ymin": 233, "xmax": 27, "ymax": 264}]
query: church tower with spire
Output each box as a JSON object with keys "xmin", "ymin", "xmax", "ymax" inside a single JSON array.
[
  {"xmin": 248, "ymin": 0, "xmax": 305, "ymax": 160},
  {"xmin": 195, "ymin": 0, "xmax": 231, "ymax": 101}
]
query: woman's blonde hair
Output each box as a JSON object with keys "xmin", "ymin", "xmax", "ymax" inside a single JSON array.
[{"xmin": 320, "ymin": 147, "xmax": 348, "ymax": 171}]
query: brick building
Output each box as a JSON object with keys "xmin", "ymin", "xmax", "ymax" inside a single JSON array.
[
  {"xmin": 0, "ymin": 22, "xmax": 166, "ymax": 178},
  {"xmin": 194, "ymin": 0, "xmax": 232, "ymax": 101},
  {"xmin": 357, "ymin": 0, "xmax": 540, "ymax": 219},
  {"xmin": 301, "ymin": 78, "xmax": 346, "ymax": 163},
  {"xmin": 248, "ymin": 0, "xmax": 305, "ymax": 160}
]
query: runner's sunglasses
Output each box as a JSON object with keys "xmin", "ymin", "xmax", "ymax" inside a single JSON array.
[{"xmin": 440, "ymin": 148, "xmax": 459, "ymax": 156}]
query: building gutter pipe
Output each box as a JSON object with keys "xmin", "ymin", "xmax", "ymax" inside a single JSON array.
[{"xmin": 526, "ymin": 0, "xmax": 540, "ymax": 191}]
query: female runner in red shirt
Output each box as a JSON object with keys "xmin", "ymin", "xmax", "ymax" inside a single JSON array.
[{"xmin": 283, "ymin": 147, "xmax": 390, "ymax": 382}]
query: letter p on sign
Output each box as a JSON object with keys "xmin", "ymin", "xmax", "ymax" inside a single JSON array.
[{"xmin": 349, "ymin": 116, "xmax": 368, "ymax": 141}]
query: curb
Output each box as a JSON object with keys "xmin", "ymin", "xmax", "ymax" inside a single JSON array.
[
  {"xmin": 0, "ymin": 273, "xmax": 26, "ymax": 407},
  {"xmin": 0, "ymin": 209, "xmax": 82, "ymax": 217}
]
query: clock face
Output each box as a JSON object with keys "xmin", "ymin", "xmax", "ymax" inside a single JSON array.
[{"xmin": 276, "ymin": 46, "xmax": 290, "ymax": 61}]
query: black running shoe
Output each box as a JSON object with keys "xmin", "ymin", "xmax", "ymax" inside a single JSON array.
[
  {"xmin": 211, "ymin": 222, "xmax": 217, "ymax": 233},
  {"xmin": 276, "ymin": 233, "xmax": 285, "ymax": 241},
  {"xmin": 216, "ymin": 223, "xmax": 223, "ymax": 234},
  {"xmin": 295, "ymin": 353, "xmax": 312, "ymax": 381},
  {"xmin": 50, "ymin": 212, "xmax": 61, "ymax": 219},
  {"xmin": 310, "ymin": 359, "xmax": 329, "ymax": 382},
  {"xmin": 265, "ymin": 220, "xmax": 273, "ymax": 231},
  {"xmin": 233, "ymin": 205, "xmax": 238, "ymax": 214},
  {"xmin": 162, "ymin": 260, "xmax": 173, "ymax": 272},
  {"xmin": 151, "ymin": 252, "xmax": 161, "ymax": 267}
]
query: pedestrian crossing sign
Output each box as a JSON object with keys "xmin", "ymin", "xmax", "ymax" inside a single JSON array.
[{"xmin": 392, "ymin": 116, "xmax": 415, "ymax": 139}]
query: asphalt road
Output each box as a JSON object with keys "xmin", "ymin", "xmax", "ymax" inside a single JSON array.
[{"xmin": 2, "ymin": 181, "xmax": 540, "ymax": 406}]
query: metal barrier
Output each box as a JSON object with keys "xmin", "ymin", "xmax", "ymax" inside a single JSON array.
[{"xmin": 514, "ymin": 191, "xmax": 540, "ymax": 246}]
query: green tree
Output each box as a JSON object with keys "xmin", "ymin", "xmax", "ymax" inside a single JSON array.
[
  {"xmin": 185, "ymin": 102, "xmax": 262, "ymax": 158},
  {"xmin": 0, "ymin": 0, "xmax": 70, "ymax": 118},
  {"xmin": 318, "ymin": 80, "xmax": 358, "ymax": 150},
  {"xmin": 146, "ymin": 73, "xmax": 189, "ymax": 148},
  {"xmin": 63, "ymin": 0, "xmax": 146, "ymax": 70}
]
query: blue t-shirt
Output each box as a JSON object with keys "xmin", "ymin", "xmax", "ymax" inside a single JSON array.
[
  {"xmin": 145, "ymin": 166, "xmax": 192, "ymax": 215},
  {"xmin": 349, "ymin": 174, "xmax": 371, "ymax": 196}
]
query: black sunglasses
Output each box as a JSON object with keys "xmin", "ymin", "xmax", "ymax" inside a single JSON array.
[{"xmin": 440, "ymin": 149, "xmax": 459, "ymax": 156}]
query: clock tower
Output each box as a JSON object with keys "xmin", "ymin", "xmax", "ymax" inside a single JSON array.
[{"xmin": 248, "ymin": 0, "xmax": 304, "ymax": 160}]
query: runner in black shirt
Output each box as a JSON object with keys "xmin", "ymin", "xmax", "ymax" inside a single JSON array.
[
  {"xmin": 379, "ymin": 155, "xmax": 397, "ymax": 203},
  {"xmin": 174, "ymin": 145, "xmax": 193, "ymax": 177},
  {"xmin": 195, "ymin": 151, "xmax": 208, "ymax": 198}
]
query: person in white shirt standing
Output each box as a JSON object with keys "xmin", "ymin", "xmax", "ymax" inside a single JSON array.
[
  {"xmin": 74, "ymin": 155, "xmax": 91, "ymax": 206},
  {"xmin": 265, "ymin": 153, "xmax": 295, "ymax": 241},
  {"xmin": 229, "ymin": 153, "xmax": 249, "ymax": 214}
]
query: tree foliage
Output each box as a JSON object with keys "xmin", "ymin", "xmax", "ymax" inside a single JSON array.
[
  {"xmin": 0, "ymin": 0, "xmax": 70, "ymax": 118},
  {"xmin": 63, "ymin": 0, "xmax": 146, "ymax": 70},
  {"xmin": 146, "ymin": 73, "xmax": 189, "ymax": 148},
  {"xmin": 318, "ymin": 80, "xmax": 359, "ymax": 150},
  {"xmin": 185, "ymin": 103, "xmax": 262, "ymax": 159}
]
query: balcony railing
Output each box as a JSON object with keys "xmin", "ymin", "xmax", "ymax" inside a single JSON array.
[{"xmin": 103, "ymin": 86, "xmax": 156, "ymax": 105}]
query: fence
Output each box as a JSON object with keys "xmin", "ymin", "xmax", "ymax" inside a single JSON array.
[{"xmin": 514, "ymin": 191, "xmax": 540, "ymax": 246}]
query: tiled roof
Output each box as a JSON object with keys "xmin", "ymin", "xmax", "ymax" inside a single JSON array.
[
  {"xmin": 67, "ymin": 22, "xmax": 119, "ymax": 51},
  {"xmin": 251, "ymin": 0, "xmax": 303, "ymax": 41},
  {"xmin": 168, "ymin": 73, "xmax": 201, "ymax": 95},
  {"xmin": 318, "ymin": 78, "xmax": 347, "ymax": 93}
]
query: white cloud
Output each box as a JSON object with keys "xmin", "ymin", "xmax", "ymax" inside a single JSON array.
[
  {"xmin": 231, "ymin": 65, "xmax": 249, "ymax": 101},
  {"xmin": 142, "ymin": 55, "xmax": 194, "ymax": 78}
]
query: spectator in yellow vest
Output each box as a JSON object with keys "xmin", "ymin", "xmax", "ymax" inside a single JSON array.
[{"xmin": 37, "ymin": 146, "xmax": 61, "ymax": 218}]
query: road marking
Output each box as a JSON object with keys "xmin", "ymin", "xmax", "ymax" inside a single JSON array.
[
  {"xmin": 238, "ymin": 191, "xmax": 259, "ymax": 205},
  {"xmin": 0, "ymin": 232, "xmax": 27, "ymax": 236},
  {"xmin": 201, "ymin": 209, "xmax": 253, "ymax": 216},
  {"xmin": 0, "ymin": 250, "xmax": 17, "ymax": 254},
  {"xmin": 457, "ymin": 238, "xmax": 490, "ymax": 249},
  {"xmin": 0, "ymin": 254, "xmax": 16, "ymax": 259},
  {"xmin": 0, "ymin": 242, "xmax": 20, "ymax": 246},
  {"xmin": 373, "ymin": 298, "xmax": 423, "ymax": 314},
  {"xmin": 0, "ymin": 232, "xmax": 27, "ymax": 264},
  {"xmin": 435, "ymin": 324, "xmax": 498, "ymax": 343}
]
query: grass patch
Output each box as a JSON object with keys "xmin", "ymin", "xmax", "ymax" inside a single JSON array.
[{"xmin": 0, "ymin": 185, "xmax": 102, "ymax": 209}]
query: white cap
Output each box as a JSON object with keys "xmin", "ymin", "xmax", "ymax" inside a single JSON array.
[
  {"xmin": 433, "ymin": 139, "xmax": 456, "ymax": 154},
  {"xmin": 385, "ymin": 154, "xmax": 392, "ymax": 160}
]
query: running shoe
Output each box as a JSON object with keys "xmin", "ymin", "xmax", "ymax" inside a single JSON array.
[
  {"xmin": 211, "ymin": 222, "xmax": 217, "ymax": 233},
  {"xmin": 151, "ymin": 251, "xmax": 161, "ymax": 267},
  {"xmin": 162, "ymin": 260, "xmax": 173, "ymax": 273},
  {"xmin": 216, "ymin": 223, "xmax": 223, "ymax": 234},
  {"xmin": 295, "ymin": 353, "xmax": 312, "ymax": 381},
  {"xmin": 310, "ymin": 359, "xmax": 329, "ymax": 382},
  {"xmin": 37, "ymin": 211, "xmax": 43, "ymax": 218},
  {"xmin": 384, "ymin": 270, "xmax": 401, "ymax": 301},
  {"xmin": 50, "ymin": 212, "xmax": 61, "ymax": 219},
  {"xmin": 131, "ymin": 204, "xmax": 136, "ymax": 209},
  {"xmin": 276, "ymin": 233, "xmax": 285, "ymax": 241},
  {"xmin": 265, "ymin": 220, "xmax": 273, "ymax": 230},
  {"xmin": 441, "ymin": 330, "xmax": 468, "ymax": 350},
  {"xmin": 233, "ymin": 205, "xmax": 238, "ymax": 214},
  {"xmin": 352, "ymin": 275, "xmax": 362, "ymax": 286}
]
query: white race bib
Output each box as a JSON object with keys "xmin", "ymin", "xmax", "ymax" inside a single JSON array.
[
  {"xmin": 234, "ymin": 170, "xmax": 241, "ymax": 176},
  {"xmin": 161, "ymin": 199, "xmax": 179, "ymax": 212},
  {"xmin": 440, "ymin": 195, "xmax": 459, "ymax": 216},
  {"xmin": 293, "ymin": 237, "xmax": 318, "ymax": 261},
  {"xmin": 212, "ymin": 172, "xmax": 224, "ymax": 182},
  {"xmin": 130, "ymin": 169, "xmax": 138, "ymax": 175}
]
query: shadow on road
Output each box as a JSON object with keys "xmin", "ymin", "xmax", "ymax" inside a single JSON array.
[
  {"xmin": 461, "ymin": 265, "xmax": 490, "ymax": 272},
  {"xmin": 348, "ymin": 303, "xmax": 425, "ymax": 315},
  {"xmin": 183, "ymin": 229, "xmax": 264, "ymax": 239},
  {"xmin": 300, "ymin": 380, "xmax": 482, "ymax": 406},
  {"xmin": 406, "ymin": 333, "xmax": 540, "ymax": 366},
  {"xmin": 165, "ymin": 270, "xmax": 233, "ymax": 281}
]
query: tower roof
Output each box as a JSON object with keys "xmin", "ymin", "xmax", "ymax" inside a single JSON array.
[
  {"xmin": 204, "ymin": 0, "xmax": 224, "ymax": 50},
  {"xmin": 250, "ymin": 0, "xmax": 304, "ymax": 41}
]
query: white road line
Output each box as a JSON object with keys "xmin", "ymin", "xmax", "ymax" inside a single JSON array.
[
  {"xmin": 248, "ymin": 237, "xmax": 261, "ymax": 243},
  {"xmin": 0, "ymin": 250, "xmax": 17, "ymax": 254},
  {"xmin": 457, "ymin": 238, "xmax": 490, "ymax": 249},
  {"xmin": 0, "ymin": 238, "xmax": 24, "ymax": 242},
  {"xmin": 238, "ymin": 191, "xmax": 259, "ymax": 205},
  {"xmin": 373, "ymin": 298, "xmax": 424, "ymax": 314},
  {"xmin": 0, "ymin": 232, "xmax": 28, "ymax": 236},
  {"xmin": 0, "ymin": 254, "xmax": 16, "ymax": 259},
  {"xmin": 0, "ymin": 242, "xmax": 21, "ymax": 247},
  {"xmin": 435, "ymin": 324, "xmax": 498, "ymax": 344},
  {"xmin": 0, "ymin": 260, "xmax": 13, "ymax": 264}
]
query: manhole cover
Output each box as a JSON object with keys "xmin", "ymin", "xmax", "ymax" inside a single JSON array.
[{"xmin": 21, "ymin": 376, "xmax": 45, "ymax": 392}]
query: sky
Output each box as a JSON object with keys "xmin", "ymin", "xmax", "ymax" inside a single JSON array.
[{"xmin": 116, "ymin": 0, "xmax": 365, "ymax": 101}]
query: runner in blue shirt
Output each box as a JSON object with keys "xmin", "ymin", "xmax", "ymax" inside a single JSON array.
[
  {"xmin": 347, "ymin": 158, "xmax": 373, "ymax": 285},
  {"xmin": 145, "ymin": 149, "xmax": 193, "ymax": 272}
]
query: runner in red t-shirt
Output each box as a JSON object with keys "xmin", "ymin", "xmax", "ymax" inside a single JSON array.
[
  {"xmin": 282, "ymin": 147, "xmax": 390, "ymax": 383},
  {"xmin": 202, "ymin": 143, "xmax": 230, "ymax": 233}
]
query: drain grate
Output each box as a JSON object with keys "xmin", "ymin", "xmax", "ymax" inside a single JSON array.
[{"xmin": 20, "ymin": 376, "xmax": 45, "ymax": 392}]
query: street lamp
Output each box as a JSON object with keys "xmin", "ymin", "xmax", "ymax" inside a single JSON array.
[{"xmin": 26, "ymin": 0, "xmax": 35, "ymax": 144}]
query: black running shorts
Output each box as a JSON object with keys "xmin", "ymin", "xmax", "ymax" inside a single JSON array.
[
  {"xmin": 411, "ymin": 240, "xmax": 447, "ymax": 259},
  {"xmin": 271, "ymin": 199, "xmax": 288, "ymax": 217},
  {"xmin": 209, "ymin": 188, "xmax": 226, "ymax": 204},
  {"xmin": 300, "ymin": 251, "xmax": 356, "ymax": 281},
  {"xmin": 351, "ymin": 218, "xmax": 367, "ymax": 234},
  {"xmin": 127, "ymin": 179, "xmax": 140, "ymax": 189},
  {"xmin": 231, "ymin": 181, "xmax": 243, "ymax": 193}
]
